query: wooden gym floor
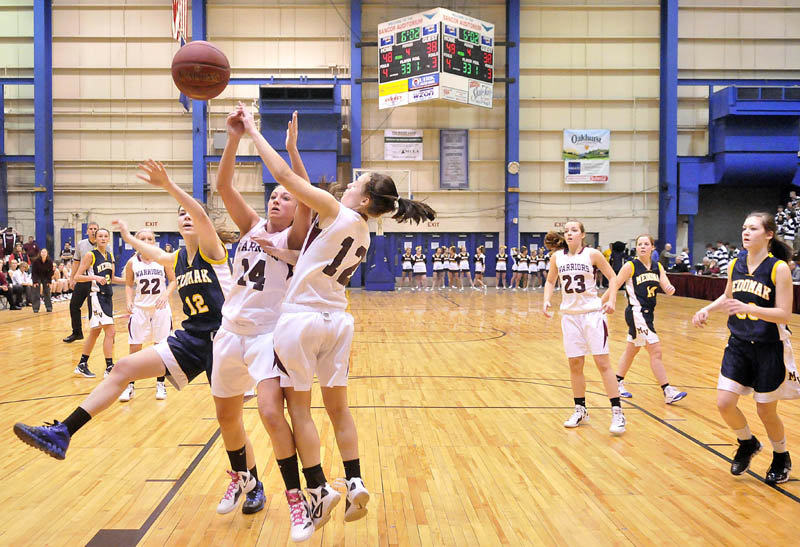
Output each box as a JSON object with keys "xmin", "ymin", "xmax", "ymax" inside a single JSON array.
[{"xmin": 1, "ymin": 288, "xmax": 799, "ymax": 546}]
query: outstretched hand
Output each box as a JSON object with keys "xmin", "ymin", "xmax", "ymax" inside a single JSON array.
[
  {"xmin": 236, "ymin": 101, "xmax": 258, "ymax": 135},
  {"xmin": 137, "ymin": 160, "xmax": 172, "ymax": 189},
  {"xmin": 226, "ymin": 110, "xmax": 245, "ymax": 138},
  {"xmin": 285, "ymin": 110, "xmax": 299, "ymax": 150}
]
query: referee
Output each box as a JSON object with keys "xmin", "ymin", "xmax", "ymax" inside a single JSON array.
[{"xmin": 62, "ymin": 222, "xmax": 98, "ymax": 343}]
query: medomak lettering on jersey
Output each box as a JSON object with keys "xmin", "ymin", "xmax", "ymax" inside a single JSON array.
[
  {"xmin": 635, "ymin": 272, "xmax": 660, "ymax": 285},
  {"xmin": 176, "ymin": 268, "xmax": 213, "ymax": 289},
  {"xmin": 558, "ymin": 262, "xmax": 591, "ymax": 274},
  {"xmin": 94, "ymin": 261, "xmax": 114, "ymax": 275},
  {"xmin": 732, "ymin": 278, "xmax": 773, "ymax": 301}
]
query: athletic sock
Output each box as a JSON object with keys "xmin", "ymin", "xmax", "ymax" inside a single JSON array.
[
  {"xmin": 105, "ymin": 358, "xmax": 113, "ymax": 370},
  {"xmin": 733, "ymin": 425, "xmax": 752, "ymax": 441},
  {"xmin": 277, "ymin": 454, "xmax": 302, "ymax": 491},
  {"xmin": 226, "ymin": 445, "xmax": 248, "ymax": 473},
  {"xmin": 156, "ymin": 376, "xmax": 165, "ymax": 383},
  {"xmin": 574, "ymin": 397, "xmax": 586, "ymax": 408},
  {"xmin": 62, "ymin": 406, "xmax": 91, "ymax": 435},
  {"xmin": 616, "ymin": 375, "xmax": 624, "ymax": 382},
  {"xmin": 79, "ymin": 354, "xmax": 89, "ymax": 364},
  {"xmin": 610, "ymin": 397, "xmax": 621, "ymax": 408},
  {"xmin": 661, "ymin": 383, "xmax": 670, "ymax": 392},
  {"xmin": 302, "ymin": 464, "xmax": 327, "ymax": 490},
  {"xmin": 770, "ymin": 437, "xmax": 787, "ymax": 454},
  {"xmin": 343, "ymin": 459, "xmax": 361, "ymax": 481},
  {"xmin": 249, "ymin": 465, "xmax": 259, "ymax": 483}
]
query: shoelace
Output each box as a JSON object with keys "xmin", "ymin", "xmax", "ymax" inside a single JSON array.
[
  {"xmin": 286, "ymin": 492, "xmax": 307, "ymax": 525},
  {"xmin": 222, "ymin": 471, "xmax": 241, "ymax": 501}
]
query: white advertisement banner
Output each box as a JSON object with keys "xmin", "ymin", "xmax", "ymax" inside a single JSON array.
[
  {"xmin": 563, "ymin": 129, "xmax": 610, "ymax": 184},
  {"xmin": 384, "ymin": 130, "xmax": 423, "ymax": 161}
]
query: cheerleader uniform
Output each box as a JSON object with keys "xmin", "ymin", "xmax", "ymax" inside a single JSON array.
[
  {"xmin": 528, "ymin": 253, "xmax": 538, "ymax": 276},
  {"xmin": 448, "ymin": 254, "xmax": 460, "ymax": 273},
  {"xmin": 412, "ymin": 254, "xmax": 427, "ymax": 276},
  {"xmin": 459, "ymin": 252, "xmax": 470, "ymax": 272},
  {"xmin": 432, "ymin": 253, "xmax": 444, "ymax": 273},
  {"xmin": 496, "ymin": 253, "xmax": 508, "ymax": 274},
  {"xmin": 517, "ymin": 254, "xmax": 529, "ymax": 275},
  {"xmin": 475, "ymin": 253, "xmax": 485, "ymax": 273},
  {"xmin": 401, "ymin": 253, "xmax": 413, "ymax": 274},
  {"xmin": 720, "ymin": 253, "xmax": 800, "ymax": 402},
  {"xmin": 511, "ymin": 250, "xmax": 519, "ymax": 273},
  {"xmin": 537, "ymin": 253, "xmax": 546, "ymax": 273}
]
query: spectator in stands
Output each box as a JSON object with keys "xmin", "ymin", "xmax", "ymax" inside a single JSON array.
[
  {"xmin": 3, "ymin": 259, "xmax": 24, "ymax": 309},
  {"xmin": 31, "ymin": 248, "xmax": 54, "ymax": 313},
  {"xmin": 676, "ymin": 247, "xmax": 691, "ymax": 272},
  {"xmin": 2, "ymin": 227, "xmax": 19, "ymax": 258},
  {"xmin": 0, "ymin": 258, "xmax": 21, "ymax": 309},
  {"xmin": 12, "ymin": 261, "xmax": 34, "ymax": 305},
  {"xmin": 714, "ymin": 240, "xmax": 729, "ymax": 276},
  {"xmin": 164, "ymin": 243, "xmax": 174, "ymax": 253},
  {"xmin": 11, "ymin": 243, "xmax": 28, "ymax": 265},
  {"xmin": 22, "ymin": 235, "xmax": 40, "ymax": 261},
  {"xmin": 651, "ymin": 245, "xmax": 660, "ymax": 264},
  {"xmin": 609, "ymin": 241, "xmax": 627, "ymax": 274},
  {"xmin": 60, "ymin": 241, "xmax": 74, "ymax": 263},
  {"xmin": 790, "ymin": 261, "xmax": 800, "ymax": 283},
  {"xmin": 659, "ymin": 242, "xmax": 676, "ymax": 270},
  {"xmin": 704, "ymin": 243, "xmax": 716, "ymax": 262},
  {"xmin": 783, "ymin": 207, "xmax": 796, "ymax": 251},
  {"xmin": 790, "ymin": 190, "xmax": 798, "ymax": 209}
]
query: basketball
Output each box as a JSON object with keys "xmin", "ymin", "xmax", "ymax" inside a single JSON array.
[{"xmin": 171, "ymin": 40, "xmax": 230, "ymax": 100}]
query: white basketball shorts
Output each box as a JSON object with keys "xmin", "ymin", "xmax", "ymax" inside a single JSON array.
[
  {"xmin": 561, "ymin": 310, "xmax": 609, "ymax": 358},
  {"xmin": 211, "ymin": 326, "xmax": 289, "ymax": 398},
  {"xmin": 128, "ymin": 305, "xmax": 172, "ymax": 345}
]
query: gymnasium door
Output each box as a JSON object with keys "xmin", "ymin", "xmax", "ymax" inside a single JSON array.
[
  {"xmin": 388, "ymin": 233, "xmax": 424, "ymax": 277},
  {"xmin": 449, "ymin": 233, "xmax": 477, "ymax": 275},
  {"xmin": 520, "ymin": 232, "xmax": 546, "ymax": 254},
  {"xmin": 422, "ymin": 233, "xmax": 447, "ymax": 276}
]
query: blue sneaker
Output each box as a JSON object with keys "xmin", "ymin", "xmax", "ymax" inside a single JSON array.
[
  {"xmin": 618, "ymin": 380, "xmax": 633, "ymax": 398},
  {"xmin": 13, "ymin": 421, "xmax": 71, "ymax": 460},
  {"xmin": 242, "ymin": 480, "xmax": 266, "ymax": 514}
]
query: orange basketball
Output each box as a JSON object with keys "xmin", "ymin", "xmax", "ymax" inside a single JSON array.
[{"xmin": 171, "ymin": 40, "xmax": 230, "ymax": 101}]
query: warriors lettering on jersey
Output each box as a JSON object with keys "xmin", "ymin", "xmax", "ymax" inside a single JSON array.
[{"xmin": 558, "ymin": 262, "xmax": 592, "ymax": 274}]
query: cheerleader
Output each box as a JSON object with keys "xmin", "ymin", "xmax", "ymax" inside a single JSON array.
[
  {"xmin": 458, "ymin": 246, "xmax": 471, "ymax": 290},
  {"xmin": 603, "ymin": 234, "xmax": 687, "ymax": 404},
  {"xmin": 542, "ymin": 223, "xmax": 626, "ymax": 435},
  {"xmin": 432, "ymin": 247, "xmax": 445, "ymax": 289},
  {"xmin": 510, "ymin": 247, "xmax": 520, "ymax": 290},
  {"xmin": 692, "ymin": 212, "xmax": 799, "ymax": 484},
  {"xmin": 399, "ymin": 248, "xmax": 413, "ymax": 289},
  {"xmin": 527, "ymin": 248, "xmax": 539, "ymax": 289},
  {"xmin": 118, "ymin": 229, "xmax": 177, "ymax": 403},
  {"xmin": 495, "ymin": 245, "xmax": 508, "ymax": 288},
  {"xmin": 536, "ymin": 249, "xmax": 547, "ymax": 288},
  {"xmin": 473, "ymin": 246, "xmax": 486, "ymax": 290},
  {"xmin": 412, "ymin": 246, "xmax": 427, "ymax": 291},
  {"xmin": 517, "ymin": 247, "xmax": 529, "ymax": 290},
  {"xmin": 447, "ymin": 246, "xmax": 460, "ymax": 289}
]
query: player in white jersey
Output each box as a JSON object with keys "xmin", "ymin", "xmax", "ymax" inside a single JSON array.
[
  {"xmin": 119, "ymin": 229, "xmax": 176, "ymax": 402},
  {"xmin": 242, "ymin": 104, "xmax": 435, "ymax": 531},
  {"xmin": 210, "ymin": 108, "xmax": 314, "ymax": 538},
  {"xmin": 542, "ymin": 222, "xmax": 627, "ymax": 435}
]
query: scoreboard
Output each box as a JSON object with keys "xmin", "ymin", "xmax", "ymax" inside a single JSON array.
[{"xmin": 378, "ymin": 8, "xmax": 494, "ymax": 109}]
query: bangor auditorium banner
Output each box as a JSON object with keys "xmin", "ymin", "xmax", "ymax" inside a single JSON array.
[{"xmin": 563, "ymin": 129, "xmax": 610, "ymax": 184}]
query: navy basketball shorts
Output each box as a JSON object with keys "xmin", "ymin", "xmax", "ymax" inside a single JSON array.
[
  {"xmin": 625, "ymin": 307, "xmax": 659, "ymax": 347},
  {"xmin": 719, "ymin": 335, "xmax": 800, "ymax": 402},
  {"xmin": 154, "ymin": 329, "xmax": 215, "ymax": 391}
]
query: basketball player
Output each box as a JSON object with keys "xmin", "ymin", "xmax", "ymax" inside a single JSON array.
[
  {"xmin": 412, "ymin": 246, "xmax": 427, "ymax": 290},
  {"xmin": 692, "ymin": 212, "xmax": 799, "ymax": 484},
  {"xmin": 13, "ymin": 161, "xmax": 259, "ymax": 514},
  {"xmin": 473, "ymin": 245, "xmax": 486, "ymax": 290},
  {"xmin": 71, "ymin": 228, "xmax": 124, "ymax": 377},
  {"xmin": 495, "ymin": 245, "xmax": 508, "ymax": 288},
  {"xmin": 542, "ymin": 223, "xmax": 626, "ymax": 435},
  {"xmin": 400, "ymin": 248, "xmax": 413, "ymax": 289},
  {"xmin": 210, "ymin": 108, "xmax": 315, "ymax": 538},
  {"xmin": 118, "ymin": 229, "xmax": 176, "ymax": 402},
  {"xmin": 63, "ymin": 222, "xmax": 98, "ymax": 343},
  {"xmin": 603, "ymin": 234, "xmax": 687, "ymax": 404},
  {"xmin": 242, "ymin": 106, "xmax": 434, "ymax": 529}
]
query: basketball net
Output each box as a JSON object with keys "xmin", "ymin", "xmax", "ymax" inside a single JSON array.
[{"xmin": 172, "ymin": 0, "xmax": 188, "ymax": 42}]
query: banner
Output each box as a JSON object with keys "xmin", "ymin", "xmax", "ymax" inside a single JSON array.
[
  {"xmin": 440, "ymin": 129, "xmax": 469, "ymax": 189},
  {"xmin": 563, "ymin": 129, "xmax": 610, "ymax": 184},
  {"xmin": 384, "ymin": 130, "xmax": 423, "ymax": 161}
]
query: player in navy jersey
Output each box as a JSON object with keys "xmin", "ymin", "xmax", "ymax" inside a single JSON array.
[
  {"xmin": 70, "ymin": 228, "xmax": 125, "ymax": 378},
  {"xmin": 603, "ymin": 234, "xmax": 687, "ymax": 404},
  {"xmin": 243, "ymin": 104, "xmax": 434, "ymax": 531},
  {"xmin": 693, "ymin": 212, "xmax": 800, "ymax": 484},
  {"xmin": 13, "ymin": 160, "xmax": 243, "ymax": 475}
]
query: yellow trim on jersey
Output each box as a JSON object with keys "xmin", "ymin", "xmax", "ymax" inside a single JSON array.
[
  {"xmin": 657, "ymin": 262, "xmax": 664, "ymax": 272},
  {"xmin": 199, "ymin": 243, "xmax": 228, "ymax": 266},
  {"xmin": 172, "ymin": 250, "xmax": 180, "ymax": 271},
  {"xmin": 89, "ymin": 251, "xmax": 96, "ymax": 267},
  {"xmin": 771, "ymin": 260, "xmax": 786, "ymax": 284},
  {"xmin": 729, "ymin": 257, "xmax": 737, "ymax": 277}
]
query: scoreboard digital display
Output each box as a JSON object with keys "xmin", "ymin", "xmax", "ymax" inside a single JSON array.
[
  {"xmin": 378, "ymin": 8, "xmax": 494, "ymax": 109},
  {"xmin": 379, "ymin": 24, "xmax": 439, "ymax": 85}
]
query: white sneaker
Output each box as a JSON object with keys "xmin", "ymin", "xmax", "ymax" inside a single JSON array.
[
  {"xmin": 618, "ymin": 380, "xmax": 632, "ymax": 398},
  {"xmin": 155, "ymin": 382, "xmax": 167, "ymax": 400},
  {"xmin": 119, "ymin": 383, "xmax": 134, "ymax": 402},
  {"xmin": 335, "ymin": 477, "xmax": 370, "ymax": 522},
  {"xmin": 285, "ymin": 489, "xmax": 314, "ymax": 543},
  {"xmin": 217, "ymin": 470, "xmax": 255, "ymax": 514},
  {"xmin": 563, "ymin": 405, "xmax": 589, "ymax": 428},
  {"xmin": 664, "ymin": 385, "xmax": 688, "ymax": 404},
  {"xmin": 610, "ymin": 407, "xmax": 626, "ymax": 435},
  {"xmin": 306, "ymin": 482, "xmax": 341, "ymax": 530}
]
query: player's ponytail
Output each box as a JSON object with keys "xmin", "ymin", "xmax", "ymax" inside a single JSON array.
[
  {"xmin": 544, "ymin": 231, "xmax": 567, "ymax": 252},
  {"xmin": 364, "ymin": 173, "xmax": 436, "ymax": 224},
  {"xmin": 748, "ymin": 211, "xmax": 793, "ymax": 262}
]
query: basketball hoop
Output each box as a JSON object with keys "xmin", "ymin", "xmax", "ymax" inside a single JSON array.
[{"xmin": 172, "ymin": 0, "xmax": 188, "ymax": 42}]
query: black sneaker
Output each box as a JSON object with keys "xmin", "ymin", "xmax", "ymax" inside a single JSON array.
[
  {"xmin": 242, "ymin": 480, "xmax": 266, "ymax": 514},
  {"xmin": 765, "ymin": 451, "xmax": 792, "ymax": 485},
  {"xmin": 731, "ymin": 436, "xmax": 762, "ymax": 475},
  {"xmin": 104, "ymin": 363, "xmax": 114, "ymax": 378},
  {"xmin": 73, "ymin": 362, "xmax": 96, "ymax": 378},
  {"xmin": 63, "ymin": 333, "xmax": 84, "ymax": 343}
]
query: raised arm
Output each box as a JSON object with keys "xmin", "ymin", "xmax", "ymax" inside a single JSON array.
[
  {"xmin": 216, "ymin": 109, "xmax": 260, "ymax": 235},
  {"xmin": 284, "ymin": 110, "xmax": 313, "ymax": 250},
  {"xmin": 112, "ymin": 219, "xmax": 176, "ymax": 270},
  {"xmin": 241, "ymin": 107, "xmax": 340, "ymax": 223},
  {"xmin": 136, "ymin": 159, "xmax": 226, "ymax": 262}
]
